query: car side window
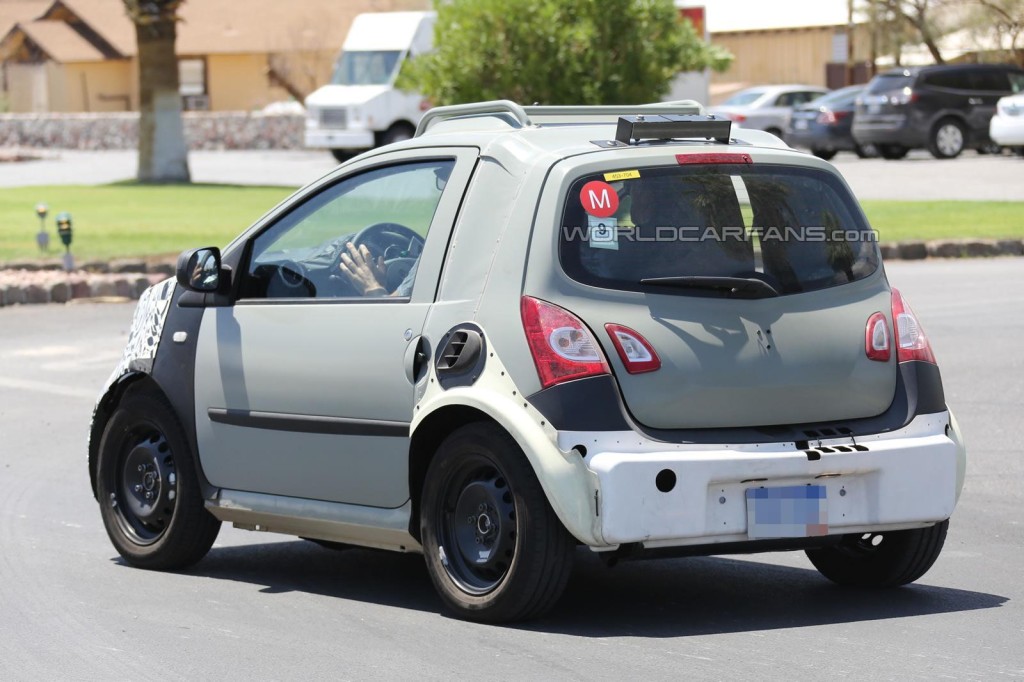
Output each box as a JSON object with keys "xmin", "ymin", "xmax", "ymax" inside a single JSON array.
[
  {"xmin": 774, "ymin": 93, "xmax": 795, "ymax": 107},
  {"xmin": 924, "ymin": 70, "xmax": 971, "ymax": 90},
  {"xmin": 971, "ymin": 70, "xmax": 1010, "ymax": 92},
  {"xmin": 239, "ymin": 160, "xmax": 455, "ymax": 301}
]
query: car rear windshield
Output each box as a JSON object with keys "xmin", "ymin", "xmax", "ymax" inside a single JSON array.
[
  {"xmin": 866, "ymin": 74, "xmax": 915, "ymax": 95},
  {"xmin": 559, "ymin": 164, "xmax": 879, "ymax": 297}
]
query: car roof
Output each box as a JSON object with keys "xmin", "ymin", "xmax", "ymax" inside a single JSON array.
[
  {"xmin": 367, "ymin": 100, "xmax": 823, "ymax": 178},
  {"xmin": 880, "ymin": 63, "xmax": 1020, "ymax": 77}
]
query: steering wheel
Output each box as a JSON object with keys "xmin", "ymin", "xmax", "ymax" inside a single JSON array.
[{"xmin": 339, "ymin": 222, "xmax": 425, "ymax": 293}]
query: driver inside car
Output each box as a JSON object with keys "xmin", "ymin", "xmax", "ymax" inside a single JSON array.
[{"xmin": 337, "ymin": 240, "xmax": 417, "ymax": 297}]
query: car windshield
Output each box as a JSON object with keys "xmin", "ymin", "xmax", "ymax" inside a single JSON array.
[
  {"xmin": 331, "ymin": 50, "xmax": 402, "ymax": 86},
  {"xmin": 866, "ymin": 74, "xmax": 915, "ymax": 95},
  {"xmin": 721, "ymin": 90, "xmax": 766, "ymax": 106},
  {"xmin": 559, "ymin": 164, "xmax": 879, "ymax": 297}
]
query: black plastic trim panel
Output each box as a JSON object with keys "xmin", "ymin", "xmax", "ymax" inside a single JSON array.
[
  {"xmin": 526, "ymin": 361, "xmax": 945, "ymax": 445},
  {"xmin": 208, "ymin": 408, "xmax": 409, "ymax": 437}
]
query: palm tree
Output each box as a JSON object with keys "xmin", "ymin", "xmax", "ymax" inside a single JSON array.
[{"xmin": 124, "ymin": 0, "xmax": 190, "ymax": 182}]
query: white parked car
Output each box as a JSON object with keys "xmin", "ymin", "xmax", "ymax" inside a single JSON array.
[
  {"xmin": 990, "ymin": 93, "xmax": 1024, "ymax": 151},
  {"xmin": 708, "ymin": 84, "xmax": 830, "ymax": 137}
]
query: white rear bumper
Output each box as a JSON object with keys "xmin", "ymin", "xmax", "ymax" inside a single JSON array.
[
  {"xmin": 573, "ymin": 413, "xmax": 959, "ymax": 548},
  {"xmin": 990, "ymin": 115, "xmax": 1024, "ymax": 146}
]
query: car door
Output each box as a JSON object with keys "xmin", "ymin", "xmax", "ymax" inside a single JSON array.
[
  {"xmin": 192, "ymin": 147, "xmax": 477, "ymax": 507},
  {"xmin": 967, "ymin": 69, "xmax": 1012, "ymax": 137}
]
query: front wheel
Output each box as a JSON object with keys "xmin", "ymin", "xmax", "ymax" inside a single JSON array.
[
  {"xmin": 806, "ymin": 520, "xmax": 948, "ymax": 587},
  {"xmin": 420, "ymin": 423, "xmax": 575, "ymax": 622},
  {"xmin": 96, "ymin": 386, "xmax": 220, "ymax": 570}
]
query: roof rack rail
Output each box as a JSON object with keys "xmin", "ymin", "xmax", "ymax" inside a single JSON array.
[
  {"xmin": 415, "ymin": 100, "xmax": 531, "ymax": 136},
  {"xmin": 524, "ymin": 100, "xmax": 702, "ymax": 124},
  {"xmin": 414, "ymin": 99, "xmax": 707, "ymax": 136}
]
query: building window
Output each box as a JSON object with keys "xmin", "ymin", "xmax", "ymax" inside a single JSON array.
[{"xmin": 179, "ymin": 58, "xmax": 208, "ymax": 110}]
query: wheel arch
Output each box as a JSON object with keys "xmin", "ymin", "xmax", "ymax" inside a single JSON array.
[
  {"xmin": 409, "ymin": 391, "xmax": 604, "ymax": 548},
  {"xmin": 89, "ymin": 372, "xmax": 164, "ymax": 499}
]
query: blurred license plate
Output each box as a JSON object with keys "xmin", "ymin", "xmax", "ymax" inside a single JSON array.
[
  {"xmin": 794, "ymin": 119, "xmax": 809, "ymax": 130},
  {"xmin": 746, "ymin": 485, "xmax": 828, "ymax": 538},
  {"xmin": 868, "ymin": 103, "xmax": 881, "ymax": 114}
]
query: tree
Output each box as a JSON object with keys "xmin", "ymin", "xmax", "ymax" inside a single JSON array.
[
  {"xmin": 125, "ymin": 0, "xmax": 190, "ymax": 182},
  {"xmin": 864, "ymin": 0, "xmax": 952, "ymax": 64},
  {"xmin": 397, "ymin": 0, "xmax": 732, "ymax": 106},
  {"xmin": 966, "ymin": 0, "xmax": 1024, "ymax": 66}
]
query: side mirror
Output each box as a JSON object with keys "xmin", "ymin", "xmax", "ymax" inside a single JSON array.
[{"xmin": 177, "ymin": 247, "xmax": 223, "ymax": 293}]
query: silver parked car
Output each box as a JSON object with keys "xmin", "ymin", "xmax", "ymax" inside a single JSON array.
[
  {"xmin": 709, "ymin": 84, "xmax": 831, "ymax": 137},
  {"xmin": 90, "ymin": 100, "xmax": 966, "ymax": 623}
]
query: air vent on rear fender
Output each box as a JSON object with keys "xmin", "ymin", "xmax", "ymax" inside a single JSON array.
[{"xmin": 434, "ymin": 325, "xmax": 486, "ymax": 389}]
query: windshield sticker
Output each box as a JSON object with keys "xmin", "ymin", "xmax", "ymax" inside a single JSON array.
[
  {"xmin": 603, "ymin": 169, "xmax": 640, "ymax": 182},
  {"xmin": 588, "ymin": 216, "xmax": 619, "ymax": 250},
  {"xmin": 580, "ymin": 181, "xmax": 619, "ymax": 218}
]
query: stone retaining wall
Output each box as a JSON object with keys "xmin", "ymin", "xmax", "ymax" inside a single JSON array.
[
  {"xmin": 0, "ymin": 111, "xmax": 304, "ymax": 151},
  {"xmin": 1, "ymin": 238, "xmax": 1022, "ymax": 308}
]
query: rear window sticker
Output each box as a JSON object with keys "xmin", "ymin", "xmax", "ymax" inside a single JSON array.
[
  {"xmin": 580, "ymin": 180, "xmax": 619, "ymax": 218},
  {"xmin": 589, "ymin": 215, "xmax": 619, "ymax": 250}
]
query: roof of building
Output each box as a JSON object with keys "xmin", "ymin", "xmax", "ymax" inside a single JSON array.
[
  {"xmin": 0, "ymin": 0, "xmax": 49, "ymax": 38},
  {"xmin": 40, "ymin": 0, "xmax": 428, "ymax": 59},
  {"xmin": 17, "ymin": 17, "xmax": 105, "ymax": 61}
]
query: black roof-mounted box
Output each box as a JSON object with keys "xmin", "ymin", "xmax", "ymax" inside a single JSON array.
[{"xmin": 615, "ymin": 114, "xmax": 732, "ymax": 145}]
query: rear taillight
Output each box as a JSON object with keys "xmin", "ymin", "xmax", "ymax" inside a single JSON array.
[
  {"xmin": 677, "ymin": 153, "xmax": 752, "ymax": 165},
  {"xmin": 890, "ymin": 288, "xmax": 937, "ymax": 364},
  {"xmin": 816, "ymin": 110, "xmax": 850, "ymax": 125},
  {"xmin": 892, "ymin": 89, "xmax": 919, "ymax": 106},
  {"xmin": 865, "ymin": 312, "xmax": 891, "ymax": 362},
  {"xmin": 605, "ymin": 324, "xmax": 661, "ymax": 374},
  {"xmin": 521, "ymin": 297, "xmax": 610, "ymax": 389},
  {"xmin": 727, "ymin": 113, "xmax": 747, "ymax": 123}
]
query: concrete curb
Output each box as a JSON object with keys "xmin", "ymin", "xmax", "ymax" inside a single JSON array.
[{"xmin": 2, "ymin": 240, "xmax": 1023, "ymax": 308}]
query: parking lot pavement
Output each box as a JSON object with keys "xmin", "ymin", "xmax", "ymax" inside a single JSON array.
[
  {"xmin": 1, "ymin": 147, "xmax": 1022, "ymax": 201},
  {"xmin": 831, "ymin": 149, "xmax": 1024, "ymax": 201}
]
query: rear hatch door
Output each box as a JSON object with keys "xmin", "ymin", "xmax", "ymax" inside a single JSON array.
[{"xmin": 549, "ymin": 158, "xmax": 895, "ymax": 430}]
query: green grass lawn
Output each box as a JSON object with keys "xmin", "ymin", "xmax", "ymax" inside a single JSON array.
[
  {"xmin": 0, "ymin": 183, "xmax": 1021, "ymax": 262},
  {"xmin": 861, "ymin": 200, "xmax": 1024, "ymax": 243},
  {"xmin": 0, "ymin": 184, "xmax": 296, "ymax": 262}
]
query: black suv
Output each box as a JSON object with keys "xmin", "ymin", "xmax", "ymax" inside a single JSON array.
[{"xmin": 852, "ymin": 63, "xmax": 1024, "ymax": 159}]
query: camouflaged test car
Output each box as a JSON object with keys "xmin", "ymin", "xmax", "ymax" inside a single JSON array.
[{"xmin": 90, "ymin": 100, "xmax": 966, "ymax": 623}]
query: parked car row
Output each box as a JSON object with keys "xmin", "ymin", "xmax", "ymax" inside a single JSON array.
[{"xmin": 714, "ymin": 63, "xmax": 1024, "ymax": 161}]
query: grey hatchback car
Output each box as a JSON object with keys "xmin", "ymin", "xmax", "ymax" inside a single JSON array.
[{"xmin": 90, "ymin": 100, "xmax": 966, "ymax": 623}]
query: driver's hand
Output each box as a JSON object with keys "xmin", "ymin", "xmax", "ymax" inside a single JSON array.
[{"xmin": 338, "ymin": 242, "xmax": 388, "ymax": 296}]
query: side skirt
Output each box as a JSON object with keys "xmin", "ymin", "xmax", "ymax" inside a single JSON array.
[{"xmin": 206, "ymin": 490, "xmax": 421, "ymax": 553}]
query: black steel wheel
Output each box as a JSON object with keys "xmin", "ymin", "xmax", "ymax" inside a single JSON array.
[
  {"xmin": 96, "ymin": 386, "xmax": 220, "ymax": 570},
  {"xmin": 806, "ymin": 520, "xmax": 948, "ymax": 587},
  {"xmin": 421, "ymin": 423, "xmax": 575, "ymax": 622}
]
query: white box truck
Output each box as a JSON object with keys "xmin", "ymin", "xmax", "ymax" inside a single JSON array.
[{"xmin": 304, "ymin": 11, "xmax": 435, "ymax": 161}]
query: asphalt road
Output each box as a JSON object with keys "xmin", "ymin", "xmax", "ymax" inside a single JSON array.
[
  {"xmin": 2, "ymin": 147, "xmax": 1023, "ymax": 201},
  {"xmin": 1, "ymin": 258, "xmax": 1022, "ymax": 680}
]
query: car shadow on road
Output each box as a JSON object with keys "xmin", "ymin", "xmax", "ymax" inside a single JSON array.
[{"xmin": 144, "ymin": 540, "xmax": 1007, "ymax": 636}]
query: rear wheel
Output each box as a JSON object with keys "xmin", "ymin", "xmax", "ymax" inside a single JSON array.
[
  {"xmin": 811, "ymin": 148, "xmax": 837, "ymax": 160},
  {"xmin": 928, "ymin": 119, "xmax": 965, "ymax": 159},
  {"xmin": 854, "ymin": 143, "xmax": 877, "ymax": 159},
  {"xmin": 765, "ymin": 127, "xmax": 783, "ymax": 138},
  {"xmin": 878, "ymin": 144, "xmax": 909, "ymax": 160},
  {"xmin": 420, "ymin": 423, "xmax": 575, "ymax": 622},
  {"xmin": 96, "ymin": 387, "xmax": 220, "ymax": 570},
  {"xmin": 806, "ymin": 520, "xmax": 948, "ymax": 587}
]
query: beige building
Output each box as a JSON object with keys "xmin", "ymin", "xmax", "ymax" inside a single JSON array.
[{"xmin": 1, "ymin": 0, "xmax": 427, "ymax": 113}]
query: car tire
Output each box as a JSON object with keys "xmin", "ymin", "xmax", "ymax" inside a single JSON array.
[
  {"xmin": 854, "ymin": 143, "xmax": 877, "ymax": 159},
  {"xmin": 928, "ymin": 119, "xmax": 966, "ymax": 159},
  {"xmin": 96, "ymin": 386, "xmax": 220, "ymax": 570},
  {"xmin": 420, "ymin": 423, "xmax": 575, "ymax": 623},
  {"xmin": 378, "ymin": 123, "xmax": 416, "ymax": 148},
  {"xmin": 805, "ymin": 520, "xmax": 948, "ymax": 587},
  {"xmin": 765, "ymin": 127, "xmax": 783, "ymax": 138},
  {"xmin": 811, "ymin": 148, "xmax": 837, "ymax": 160},
  {"xmin": 878, "ymin": 144, "xmax": 909, "ymax": 160},
  {"xmin": 330, "ymin": 149, "xmax": 356, "ymax": 163}
]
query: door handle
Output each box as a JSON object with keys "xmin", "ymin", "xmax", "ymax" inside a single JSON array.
[{"xmin": 968, "ymin": 97, "xmax": 983, "ymax": 105}]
